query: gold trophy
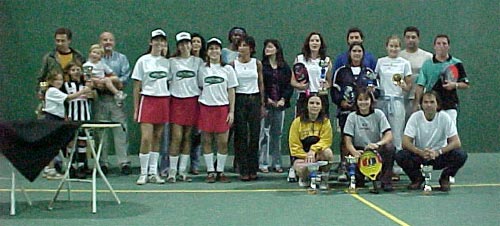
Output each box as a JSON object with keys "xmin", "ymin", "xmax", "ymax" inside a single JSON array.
[
  {"xmin": 35, "ymin": 81, "xmax": 49, "ymax": 117},
  {"xmin": 392, "ymin": 73, "xmax": 403, "ymax": 86}
]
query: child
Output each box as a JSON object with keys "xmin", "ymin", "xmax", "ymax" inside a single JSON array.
[
  {"xmin": 83, "ymin": 44, "xmax": 127, "ymax": 106},
  {"xmin": 42, "ymin": 71, "xmax": 92, "ymax": 179},
  {"xmin": 62, "ymin": 61, "xmax": 93, "ymax": 179}
]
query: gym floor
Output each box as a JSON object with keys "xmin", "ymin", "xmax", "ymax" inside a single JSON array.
[{"xmin": 1, "ymin": 153, "xmax": 499, "ymax": 226}]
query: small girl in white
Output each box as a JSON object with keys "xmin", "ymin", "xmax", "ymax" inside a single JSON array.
[{"xmin": 83, "ymin": 44, "xmax": 126, "ymax": 106}]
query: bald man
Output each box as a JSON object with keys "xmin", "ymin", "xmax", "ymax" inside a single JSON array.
[{"xmin": 95, "ymin": 31, "xmax": 131, "ymax": 175}]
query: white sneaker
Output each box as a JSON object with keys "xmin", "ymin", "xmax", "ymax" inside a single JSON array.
[
  {"xmin": 136, "ymin": 174, "xmax": 148, "ymax": 185},
  {"xmin": 148, "ymin": 174, "xmax": 165, "ymax": 184},
  {"xmin": 393, "ymin": 165, "xmax": 404, "ymax": 174},
  {"xmin": 449, "ymin": 176, "xmax": 456, "ymax": 184},
  {"xmin": 337, "ymin": 174, "xmax": 347, "ymax": 182},
  {"xmin": 44, "ymin": 168, "xmax": 63, "ymax": 180},
  {"xmin": 178, "ymin": 172, "xmax": 192, "ymax": 182},
  {"xmin": 298, "ymin": 178, "xmax": 309, "ymax": 187},
  {"xmin": 167, "ymin": 169, "xmax": 177, "ymax": 183},
  {"xmin": 319, "ymin": 174, "xmax": 329, "ymax": 190}
]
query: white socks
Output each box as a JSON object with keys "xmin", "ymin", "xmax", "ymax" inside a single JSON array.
[
  {"xmin": 169, "ymin": 155, "xmax": 179, "ymax": 172},
  {"xmin": 148, "ymin": 152, "xmax": 159, "ymax": 175},
  {"xmin": 216, "ymin": 153, "xmax": 227, "ymax": 173},
  {"xmin": 139, "ymin": 153, "xmax": 150, "ymax": 175},
  {"xmin": 204, "ymin": 153, "xmax": 215, "ymax": 172},
  {"xmin": 179, "ymin": 154, "xmax": 190, "ymax": 174}
]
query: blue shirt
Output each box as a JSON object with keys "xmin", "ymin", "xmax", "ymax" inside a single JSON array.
[
  {"xmin": 101, "ymin": 50, "xmax": 131, "ymax": 86},
  {"xmin": 333, "ymin": 51, "xmax": 377, "ymax": 72}
]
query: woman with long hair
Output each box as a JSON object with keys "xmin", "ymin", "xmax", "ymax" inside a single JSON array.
[
  {"xmin": 258, "ymin": 39, "xmax": 292, "ymax": 173},
  {"xmin": 132, "ymin": 28, "xmax": 170, "ymax": 185}
]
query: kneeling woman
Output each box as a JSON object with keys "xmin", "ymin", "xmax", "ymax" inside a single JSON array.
[
  {"xmin": 289, "ymin": 94, "xmax": 334, "ymax": 187},
  {"xmin": 343, "ymin": 89, "xmax": 395, "ymax": 191},
  {"xmin": 198, "ymin": 38, "xmax": 238, "ymax": 183}
]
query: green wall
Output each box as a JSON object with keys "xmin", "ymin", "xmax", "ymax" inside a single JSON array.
[{"xmin": 1, "ymin": 0, "xmax": 498, "ymax": 153}]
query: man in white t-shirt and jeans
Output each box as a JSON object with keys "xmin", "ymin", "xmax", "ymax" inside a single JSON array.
[{"xmin": 395, "ymin": 91, "xmax": 467, "ymax": 192}]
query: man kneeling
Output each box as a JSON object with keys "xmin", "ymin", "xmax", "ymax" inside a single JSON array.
[{"xmin": 396, "ymin": 91, "xmax": 467, "ymax": 191}]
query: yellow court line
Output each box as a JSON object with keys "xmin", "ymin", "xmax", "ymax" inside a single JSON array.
[{"xmin": 350, "ymin": 193, "xmax": 410, "ymax": 226}]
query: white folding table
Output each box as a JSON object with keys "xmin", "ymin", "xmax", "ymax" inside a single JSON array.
[
  {"xmin": 48, "ymin": 122, "xmax": 121, "ymax": 213},
  {"xmin": 0, "ymin": 160, "xmax": 32, "ymax": 216}
]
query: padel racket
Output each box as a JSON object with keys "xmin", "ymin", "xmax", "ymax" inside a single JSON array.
[
  {"xmin": 440, "ymin": 64, "xmax": 460, "ymax": 83},
  {"xmin": 359, "ymin": 150, "xmax": 382, "ymax": 193},
  {"xmin": 293, "ymin": 62, "xmax": 310, "ymax": 96}
]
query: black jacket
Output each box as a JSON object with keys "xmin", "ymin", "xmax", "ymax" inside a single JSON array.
[{"xmin": 262, "ymin": 61, "xmax": 293, "ymax": 110}]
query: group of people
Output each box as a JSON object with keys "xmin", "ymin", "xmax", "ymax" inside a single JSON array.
[{"xmin": 37, "ymin": 25, "xmax": 469, "ymax": 192}]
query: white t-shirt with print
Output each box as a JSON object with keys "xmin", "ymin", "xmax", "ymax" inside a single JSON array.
[
  {"xmin": 375, "ymin": 56, "xmax": 412, "ymax": 97},
  {"xmin": 198, "ymin": 63, "xmax": 239, "ymax": 106},
  {"xmin": 131, "ymin": 54, "xmax": 171, "ymax": 96}
]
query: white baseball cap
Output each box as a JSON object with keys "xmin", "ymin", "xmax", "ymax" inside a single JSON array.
[
  {"xmin": 151, "ymin": 29, "xmax": 166, "ymax": 38},
  {"xmin": 176, "ymin": 32, "xmax": 191, "ymax": 43},
  {"xmin": 207, "ymin": 37, "xmax": 222, "ymax": 46}
]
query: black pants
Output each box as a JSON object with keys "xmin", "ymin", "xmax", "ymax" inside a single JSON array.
[
  {"xmin": 234, "ymin": 94, "xmax": 261, "ymax": 175},
  {"xmin": 395, "ymin": 148, "xmax": 468, "ymax": 182}
]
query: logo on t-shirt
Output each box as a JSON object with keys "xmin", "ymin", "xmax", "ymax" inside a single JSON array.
[
  {"xmin": 149, "ymin": 71, "xmax": 168, "ymax": 79},
  {"xmin": 204, "ymin": 76, "xmax": 224, "ymax": 85},
  {"xmin": 176, "ymin": 70, "xmax": 195, "ymax": 80}
]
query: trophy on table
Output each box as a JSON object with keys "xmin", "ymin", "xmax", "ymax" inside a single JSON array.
[
  {"xmin": 346, "ymin": 155, "xmax": 358, "ymax": 193},
  {"xmin": 421, "ymin": 164, "xmax": 433, "ymax": 194},
  {"xmin": 318, "ymin": 59, "xmax": 329, "ymax": 96}
]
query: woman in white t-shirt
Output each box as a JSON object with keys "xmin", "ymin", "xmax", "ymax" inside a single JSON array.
[
  {"xmin": 375, "ymin": 35, "xmax": 412, "ymax": 151},
  {"xmin": 290, "ymin": 32, "xmax": 332, "ymax": 116},
  {"xmin": 167, "ymin": 32, "xmax": 204, "ymax": 183},
  {"xmin": 198, "ymin": 38, "xmax": 238, "ymax": 183},
  {"xmin": 132, "ymin": 28, "xmax": 171, "ymax": 185}
]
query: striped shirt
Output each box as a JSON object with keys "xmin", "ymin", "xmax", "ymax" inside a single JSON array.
[{"xmin": 62, "ymin": 81, "xmax": 91, "ymax": 121}]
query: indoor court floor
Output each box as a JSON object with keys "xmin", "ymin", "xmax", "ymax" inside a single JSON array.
[{"xmin": 1, "ymin": 153, "xmax": 499, "ymax": 226}]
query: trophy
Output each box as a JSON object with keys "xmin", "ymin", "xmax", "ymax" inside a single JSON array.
[
  {"xmin": 346, "ymin": 155, "xmax": 358, "ymax": 193},
  {"xmin": 82, "ymin": 66, "xmax": 93, "ymax": 81},
  {"xmin": 392, "ymin": 73, "xmax": 403, "ymax": 86},
  {"xmin": 303, "ymin": 161, "xmax": 329, "ymax": 194},
  {"xmin": 318, "ymin": 59, "xmax": 329, "ymax": 96},
  {"xmin": 358, "ymin": 150, "xmax": 383, "ymax": 194},
  {"xmin": 421, "ymin": 164, "xmax": 433, "ymax": 194},
  {"xmin": 35, "ymin": 81, "xmax": 49, "ymax": 117},
  {"xmin": 343, "ymin": 86, "xmax": 355, "ymax": 105}
]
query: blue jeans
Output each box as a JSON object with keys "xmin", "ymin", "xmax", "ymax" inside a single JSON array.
[{"xmin": 258, "ymin": 108, "xmax": 285, "ymax": 169}]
